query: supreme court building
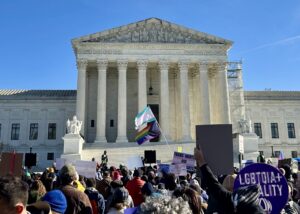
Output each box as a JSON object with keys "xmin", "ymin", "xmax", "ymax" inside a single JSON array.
[{"xmin": 1, "ymin": 18, "xmax": 300, "ymax": 168}]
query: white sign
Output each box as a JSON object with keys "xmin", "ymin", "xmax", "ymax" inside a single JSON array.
[
  {"xmin": 55, "ymin": 158, "xmax": 66, "ymax": 170},
  {"xmin": 127, "ymin": 155, "xmax": 144, "ymax": 170},
  {"xmin": 169, "ymin": 164, "xmax": 187, "ymax": 176},
  {"xmin": 75, "ymin": 160, "xmax": 97, "ymax": 178},
  {"xmin": 172, "ymin": 152, "xmax": 195, "ymax": 171}
]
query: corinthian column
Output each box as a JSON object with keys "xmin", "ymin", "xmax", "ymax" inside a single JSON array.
[
  {"xmin": 199, "ymin": 63, "xmax": 211, "ymax": 124},
  {"xmin": 178, "ymin": 61, "xmax": 192, "ymax": 142},
  {"xmin": 116, "ymin": 60, "xmax": 128, "ymax": 143},
  {"xmin": 217, "ymin": 63, "xmax": 231, "ymax": 123},
  {"xmin": 76, "ymin": 59, "xmax": 88, "ymax": 136},
  {"xmin": 159, "ymin": 60, "xmax": 170, "ymax": 141},
  {"xmin": 95, "ymin": 59, "xmax": 108, "ymax": 143},
  {"xmin": 137, "ymin": 60, "xmax": 148, "ymax": 112}
]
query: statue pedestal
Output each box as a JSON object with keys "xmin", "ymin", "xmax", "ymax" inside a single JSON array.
[
  {"xmin": 61, "ymin": 134, "xmax": 84, "ymax": 161},
  {"xmin": 233, "ymin": 133, "xmax": 259, "ymax": 167}
]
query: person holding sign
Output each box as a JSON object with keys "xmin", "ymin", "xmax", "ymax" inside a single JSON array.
[{"xmin": 194, "ymin": 147, "xmax": 264, "ymax": 214}]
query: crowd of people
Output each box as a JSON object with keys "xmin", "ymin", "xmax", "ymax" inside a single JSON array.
[{"xmin": 1, "ymin": 148, "xmax": 300, "ymax": 214}]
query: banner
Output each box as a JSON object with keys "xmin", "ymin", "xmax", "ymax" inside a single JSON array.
[
  {"xmin": 55, "ymin": 158, "xmax": 66, "ymax": 170},
  {"xmin": 172, "ymin": 152, "xmax": 195, "ymax": 171},
  {"xmin": 0, "ymin": 152, "xmax": 23, "ymax": 177},
  {"xmin": 169, "ymin": 163, "xmax": 187, "ymax": 176},
  {"xmin": 75, "ymin": 160, "xmax": 97, "ymax": 178},
  {"xmin": 234, "ymin": 163, "xmax": 288, "ymax": 214},
  {"xmin": 127, "ymin": 155, "xmax": 144, "ymax": 170}
]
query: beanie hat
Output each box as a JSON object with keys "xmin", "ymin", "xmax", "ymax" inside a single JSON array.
[
  {"xmin": 232, "ymin": 184, "xmax": 260, "ymax": 209},
  {"xmin": 42, "ymin": 190, "xmax": 67, "ymax": 213},
  {"xmin": 112, "ymin": 170, "xmax": 122, "ymax": 181}
]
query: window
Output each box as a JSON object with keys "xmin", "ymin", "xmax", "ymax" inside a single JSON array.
[
  {"xmin": 254, "ymin": 123, "xmax": 262, "ymax": 138},
  {"xmin": 110, "ymin": 120, "xmax": 114, "ymax": 127},
  {"xmin": 11, "ymin": 123, "xmax": 20, "ymax": 140},
  {"xmin": 271, "ymin": 123, "xmax": 279, "ymax": 138},
  {"xmin": 274, "ymin": 151, "xmax": 281, "ymax": 158},
  {"xmin": 29, "ymin": 123, "xmax": 38, "ymax": 140},
  {"xmin": 291, "ymin": 151, "xmax": 298, "ymax": 158},
  {"xmin": 91, "ymin": 120, "xmax": 95, "ymax": 127},
  {"xmin": 47, "ymin": 153, "xmax": 54, "ymax": 160},
  {"xmin": 48, "ymin": 123, "xmax": 56, "ymax": 140},
  {"xmin": 287, "ymin": 123, "xmax": 296, "ymax": 139}
]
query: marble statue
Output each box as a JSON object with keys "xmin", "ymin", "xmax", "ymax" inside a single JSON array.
[{"xmin": 66, "ymin": 116, "xmax": 82, "ymax": 134}]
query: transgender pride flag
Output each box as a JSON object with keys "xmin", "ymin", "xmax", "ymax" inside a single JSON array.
[{"xmin": 135, "ymin": 106, "xmax": 160, "ymax": 145}]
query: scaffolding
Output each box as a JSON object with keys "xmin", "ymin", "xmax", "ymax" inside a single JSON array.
[{"xmin": 227, "ymin": 61, "xmax": 245, "ymax": 133}]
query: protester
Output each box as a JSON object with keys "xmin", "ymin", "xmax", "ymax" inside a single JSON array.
[
  {"xmin": 0, "ymin": 176, "xmax": 29, "ymax": 214},
  {"xmin": 107, "ymin": 187, "xmax": 129, "ymax": 214},
  {"xmin": 125, "ymin": 169, "xmax": 145, "ymax": 206},
  {"xmin": 28, "ymin": 180, "xmax": 47, "ymax": 204},
  {"xmin": 59, "ymin": 164, "xmax": 93, "ymax": 214},
  {"xmin": 96, "ymin": 171, "xmax": 112, "ymax": 200},
  {"xmin": 101, "ymin": 150, "xmax": 108, "ymax": 166},
  {"xmin": 42, "ymin": 189, "xmax": 67, "ymax": 214},
  {"xmin": 84, "ymin": 178, "xmax": 105, "ymax": 214},
  {"xmin": 194, "ymin": 147, "xmax": 265, "ymax": 214}
]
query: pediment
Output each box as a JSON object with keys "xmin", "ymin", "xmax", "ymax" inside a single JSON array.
[{"xmin": 73, "ymin": 18, "xmax": 232, "ymax": 45}]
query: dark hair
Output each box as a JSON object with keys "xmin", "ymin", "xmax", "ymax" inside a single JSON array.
[
  {"xmin": 165, "ymin": 173, "xmax": 177, "ymax": 191},
  {"xmin": 0, "ymin": 176, "xmax": 29, "ymax": 208},
  {"xmin": 85, "ymin": 178, "xmax": 96, "ymax": 188}
]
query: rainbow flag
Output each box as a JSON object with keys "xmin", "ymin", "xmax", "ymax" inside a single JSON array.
[{"xmin": 135, "ymin": 120, "xmax": 160, "ymax": 145}]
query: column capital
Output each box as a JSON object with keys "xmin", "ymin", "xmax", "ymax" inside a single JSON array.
[
  {"xmin": 158, "ymin": 60, "xmax": 169, "ymax": 71},
  {"xmin": 215, "ymin": 61, "xmax": 227, "ymax": 70},
  {"xmin": 76, "ymin": 59, "xmax": 88, "ymax": 71},
  {"xmin": 137, "ymin": 59, "xmax": 148, "ymax": 71},
  {"xmin": 96, "ymin": 59, "xmax": 108, "ymax": 70},
  {"xmin": 198, "ymin": 62, "xmax": 209, "ymax": 71},
  {"xmin": 117, "ymin": 59, "xmax": 128, "ymax": 71},
  {"xmin": 178, "ymin": 60, "xmax": 190, "ymax": 72}
]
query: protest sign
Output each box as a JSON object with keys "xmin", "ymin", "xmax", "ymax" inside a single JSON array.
[
  {"xmin": 55, "ymin": 158, "xmax": 66, "ymax": 170},
  {"xmin": 196, "ymin": 124, "xmax": 233, "ymax": 175},
  {"xmin": 169, "ymin": 163, "xmax": 187, "ymax": 176},
  {"xmin": 127, "ymin": 155, "xmax": 143, "ymax": 170},
  {"xmin": 75, "ymin": 160, "xmax": 97, "ymax": 178},
  {"xmin": 234, "ymin": 163, "xmax": 288, "ymax": 214},
  {"xmin": 0, "ymin": 152, "xmax": 23, "ymax": 177},
  {"xmin": 172, "ymin": 152, "xmax": 195, "ymax": 171}
]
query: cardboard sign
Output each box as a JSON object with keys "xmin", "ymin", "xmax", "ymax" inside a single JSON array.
[
  {"xmin": 172, "ymin": 152, "xmax": 195, "ymax": 171},
  {"xmin": 234, "ymin": 163, "xmax": 288, "ymax": 214},
  {"xmin": 0, "ymin": 152, "xmax": 23, "ymax": 177},
  {"xmin": 127, "ymin": 155, "xmax": 144, "ymax": 170},
  {"xmin": 55, "ymin": 158, "xmax": 66, "ymax": 170},
  {"xmin": 75, "ymin": 160, "xmax": 97, "ymax": 178},
  {"xmin": 196, "ymin": 124, "xmax": 233, "ymax": 175},
  {"xmin": 169, "ymin": 163, "xmax": 187, "ymax": 176}
]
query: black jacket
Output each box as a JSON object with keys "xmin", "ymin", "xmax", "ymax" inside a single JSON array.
[{"xmin": 199, "ymin": 164, "xmax": 265, "ymax": 214}]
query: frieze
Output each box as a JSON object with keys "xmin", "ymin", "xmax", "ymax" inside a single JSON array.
[{"xmin": 77, "ymin": 18, "xmax": 230, "ymax": 45}]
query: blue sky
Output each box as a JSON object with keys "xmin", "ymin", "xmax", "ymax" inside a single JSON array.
[{"xmin": 0, "ymin": 0, "xmax": 299, "ymax": 91}]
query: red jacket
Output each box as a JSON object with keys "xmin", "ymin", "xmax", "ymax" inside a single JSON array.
[{"xmin": 125, "ymin": 177, "xmax": 145, "ymax": 206}]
